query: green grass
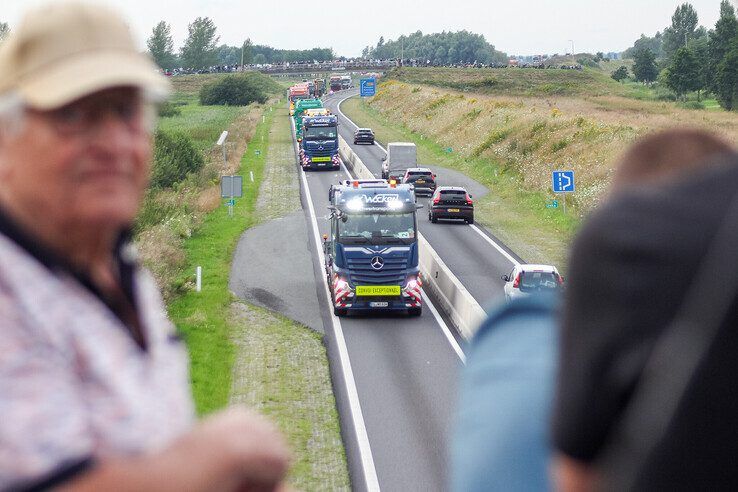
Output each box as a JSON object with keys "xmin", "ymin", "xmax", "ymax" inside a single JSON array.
[
  {"xmin": 341, "ymin": 96, "xmax": 577, "ymax": 269},
  {"xmin": 167, "ymin": 104, "xmax": 274, "ymax": 415},
  {"xmin": 158, "ymin": 96, "xmax": 242, "ymax": 151}
]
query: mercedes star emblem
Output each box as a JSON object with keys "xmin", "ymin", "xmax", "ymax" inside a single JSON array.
[{"xmin": 370, "ymin": 256, "xmax": 384, "ymax": 270}]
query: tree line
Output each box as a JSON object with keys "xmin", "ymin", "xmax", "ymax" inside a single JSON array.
[
  {"xmin": 146, "ymin": 18, "xmax": 333, "ymax": 70},
  {"xmin": 361, "ymin": 30, "xmax": 508, "ymax": 65},
  {"xmin": 617, "ymin": 1, "xmax": 738, "ymax": 110}
]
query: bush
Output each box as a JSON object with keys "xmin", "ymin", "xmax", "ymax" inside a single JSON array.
[
  {"xmin": 158, "ymin": 101, "xmax": 182, "ymax": 118},
  {"xmin": 200, "ymin": 74, "xmax": 270, "ymax": 106},
  {"xmin": 151, "ymin": 130, "xmax": 204, "ymax": 189},
  {"xmin": 679, "ymin": 100, "xmax": 705, "ymax": 110}
]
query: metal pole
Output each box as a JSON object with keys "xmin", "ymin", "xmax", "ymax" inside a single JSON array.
[{"xmin": 229, "ymin": 176, "xmax": 234, "ymax": 217}]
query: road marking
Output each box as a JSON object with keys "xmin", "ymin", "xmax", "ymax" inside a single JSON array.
[
  {"xmin": 421, "ymin": 290, "xmax": 466, "ymax": 363},
  {"xmin": 468, "ymin": 224, "xmax": 520, "ymax": 266},
  {"xmin": 294, "ymin": 119, "xmax": 381, "ymax": 491},
  {"xmin": 339, "ymin": 145, "xmax": 465, "ymax": 363},
  {"xmin": 337, "ymin": 94, "xmax": 520, "ymax": 269}
]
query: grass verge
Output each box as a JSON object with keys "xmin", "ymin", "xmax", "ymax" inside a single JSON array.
[{"xmin": 341, "ymin": 96, "xmax": 577, "ymax": 269}]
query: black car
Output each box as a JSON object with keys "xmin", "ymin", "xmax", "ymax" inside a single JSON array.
[
  {"xmin": 353, "ymin": 128, "xmax": 375, "ymax": 145},
  {"xmin": 428, "ymin": 186, "xmax": 474, "ymax": 224},
  {"xmin": 403, "ymin": 168, "xmax": 437, "ymax": 196}
]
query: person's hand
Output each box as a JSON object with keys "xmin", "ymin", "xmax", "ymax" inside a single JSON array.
[{"xmin": 174, "ymin": 406, "xmax": 291, "ymax": 491}]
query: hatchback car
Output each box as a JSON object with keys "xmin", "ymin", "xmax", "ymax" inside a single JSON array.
[
  {"xmin": 501, "ymin": 264, "xmax": 563, "ymax": 301},
  {"xmin": 428, "ymin": 186, "xmax": 474, "ymax": 224},
  {"xmin": 353, "ymin": 128, "xmax": 375, "ymax": 145},
  {"xmin": 403, "ymin": 168, "xmax": 437, "ymax": 196}
]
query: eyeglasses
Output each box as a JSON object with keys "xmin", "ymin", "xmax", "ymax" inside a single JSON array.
[{"xmin": 31, "ymin": 96, "xmax": 150, "ymax": 137}]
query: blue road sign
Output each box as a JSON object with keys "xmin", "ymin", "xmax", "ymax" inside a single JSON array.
[
  {"xmin": 552, "ymin": 170, "xmax": 575, "ymax": 193},
  {"xmin": 360, "ymin": 78, "xmax": 376, "ymax": 97}
]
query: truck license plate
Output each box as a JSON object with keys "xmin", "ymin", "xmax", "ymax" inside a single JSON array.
[
  {"xmin": 356, "ymin": 285, "xmax": 401, "ymax": 296},
  {"xmin": 448, "ymin": 208, "xmax": 460, "ymax": 212},
  {"xmin": 370, "ymin": 302, "xmax": 389, "ymax": 308},
  {"xmin": 312, "ymin": 156, "xmax": 331, "ymax": 162}
]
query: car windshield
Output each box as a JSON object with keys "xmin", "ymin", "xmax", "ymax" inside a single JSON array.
[
  {"xmin": 440, "ymin": 190, "xmax": 466, "ymax": 198},
  {"xmin": 338, "ymin": 212, "xmax": 416, "ymax": 244},
  {"xmin": 304, "ymin": 126, "xmax": 337, "ymax": 139},
  {"xmin": 519, "ymin": 271, "xmax": 560, "ymax": 293}
]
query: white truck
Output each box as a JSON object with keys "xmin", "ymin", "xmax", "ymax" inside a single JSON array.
[{"xmin": 381, "ymin": 142, "xmax": 417, "ymax": 180}]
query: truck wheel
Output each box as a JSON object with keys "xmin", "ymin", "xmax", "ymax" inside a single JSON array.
[
  {"xmin": 333, "ymin": 306, "xmax": 347, "ymax": 317},
  {"xmin": 408, "ymin": 307, "xmax": 422, "ymax": 317}
]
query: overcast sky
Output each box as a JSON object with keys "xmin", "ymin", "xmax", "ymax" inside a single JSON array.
[{"xmin": 4, "ymin": 0, "xmax": 738, "ymax": 57}]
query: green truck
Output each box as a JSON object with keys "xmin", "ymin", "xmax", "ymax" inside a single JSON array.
[{"xmin": 293, "ymin": 98, "xmax": 323, "ymax": 139}]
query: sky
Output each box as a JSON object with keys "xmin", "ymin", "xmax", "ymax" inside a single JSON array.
[{"xmin": 3, "ymin": 0, "xmax": 737, "ymax": 57}]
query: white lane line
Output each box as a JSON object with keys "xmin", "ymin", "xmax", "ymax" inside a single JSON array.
[
  {"xmin": 295, "ymin": 120, "xmax": 381, "ymax": 491},
  {"xmin": 421, "ymin": 290, "xmax": 466, "ymax": 363},
  {"xmin": 337, "ymin": 95, "xmax": 519, "ymax": 269},
  {"xmin": 339, "ymin": 148, "xmax": 464, "ymax": 363},
  {"xmin": 468, "ymin": 224, "xmax": 520, "ymax": 267}
]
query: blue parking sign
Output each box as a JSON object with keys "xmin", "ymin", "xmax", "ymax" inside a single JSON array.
[
  {"xmin": 552, "ymin": 171, "xmax": 575, "ymax": 193},
  {"xmin": 360, "ymin": 78, "xmax": 376, "ymax": 97}
]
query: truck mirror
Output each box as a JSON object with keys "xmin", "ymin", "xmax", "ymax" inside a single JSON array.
[
  {"xmin": 501, "ymin": 275, "xmax": 510, "ymax": 282},
  {"xmin": 341, "ymin": 215, "xmax": 348, "ymax": 223}
]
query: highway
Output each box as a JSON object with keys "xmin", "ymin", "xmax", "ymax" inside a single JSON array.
[{"xmin": 296, "ymin": 90, "xmax": 524, "ymax": 491}]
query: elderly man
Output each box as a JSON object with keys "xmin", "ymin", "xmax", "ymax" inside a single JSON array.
[{"xmin": 0, "ymin": 3, "xmax": 288, "ymax": 490}]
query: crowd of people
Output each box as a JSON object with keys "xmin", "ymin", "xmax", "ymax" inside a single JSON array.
[{"xmin": 0, "ymin": 2, "xmax": 736, "ymax": 491}]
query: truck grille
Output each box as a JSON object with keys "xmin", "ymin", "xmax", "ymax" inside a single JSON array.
[{"xmin": 347, "ymin": 256, "xmax": 407, "ymax": 285}]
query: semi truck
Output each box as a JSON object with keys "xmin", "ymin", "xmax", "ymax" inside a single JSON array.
[
  {"xmin": 340, "ymin": 75, "xmax": 352, "ymax": 90},
  {"xmin": 313, "ymin": 78, "xmax": 326, "ymax": 97},
  {"xmin": 293, "ymin": 98, "xmax": 323, "ymax": 139},
  {"xmin": 329, "ymin": 75, "xmax": 342, "ymax": 92},
  {"xmin": 299, "ymin": 115, "xmax": 341, "ymax": 170},
  {"xmin": 381, "ymin": 142, "xmax": 417, "ymax": 179},
  {"xmin": 324, "ymin": 181, "xmax": 423, "ymax": 316}
]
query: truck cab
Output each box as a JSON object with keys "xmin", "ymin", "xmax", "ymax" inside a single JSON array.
[
  {"xmin": 300, "ymin": 115, "xmax": 341, "ymax": 170},
  {"xmin": 324, "ymin": 182, "xmax": 423, "ymax": 316}
]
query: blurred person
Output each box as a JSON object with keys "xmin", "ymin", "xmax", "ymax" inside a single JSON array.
[
  {"xmin": 0, "ymin": 3, "xmax": 288, "ymax": 490},
  {"xmin": 452, "ymin": 129, "xmax": 736, "ymax": 492},
  {"xmin": 553, "ymin": 131, "xmax": 738, "ymax": 491}
]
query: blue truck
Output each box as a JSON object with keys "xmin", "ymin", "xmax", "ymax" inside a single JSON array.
[
  {"xmin": 323, "ymin": 182, "xmax": 423, "ymax": 316},
  {"xmin": 299, "ymin": 115, "xmax": 341, "ymax": 170}
]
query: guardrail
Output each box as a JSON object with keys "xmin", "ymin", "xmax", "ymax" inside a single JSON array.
[{"xmin": 337, "ymin": 135, "xmax": 486, "ymax": 340}]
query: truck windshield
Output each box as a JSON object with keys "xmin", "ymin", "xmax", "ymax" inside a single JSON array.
[
  {"xmin": 338, "ymin": 212, "xmax": 416, "ymax": 244},
  {"xmin": 304, "ymin": 126, "xmax": 337, "ymax": 139}
]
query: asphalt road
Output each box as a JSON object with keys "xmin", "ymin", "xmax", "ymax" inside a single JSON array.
[
  {"xmin": 324, "ymin": 90, "xmax": 523, "ymax": 309},
  {"xmin": 299, "ymin": 91, "xmax": 527, "ymax": 491}
]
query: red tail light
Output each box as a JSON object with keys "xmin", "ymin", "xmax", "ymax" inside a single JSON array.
[
  {"xmin": 512, "ymin": 273, "xmax": 522, "ymax": 288},
  {"xmin": 466, "ymin": 193, "xmax": 473, "ymax": 205},
  {"xmin": 433, "ymin": 195, "xmax": 440, "ymax": 204},
  {"xmin": 557, "ymin": 274, "xmax": 564, "ymax": 285}
]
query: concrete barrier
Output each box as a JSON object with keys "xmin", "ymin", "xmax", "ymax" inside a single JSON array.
[{"xmin": 338, "ymin": 135, "xmax": 486, "ymax": 340}]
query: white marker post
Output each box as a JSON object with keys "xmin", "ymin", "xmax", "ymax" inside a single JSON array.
[
  {"xmin": 196, "ymin": 266, "xmax": 202, "ymax": 292},
  {"xmin": 217, "ymin": 130, "xmax": 229, "ymax": 169}
]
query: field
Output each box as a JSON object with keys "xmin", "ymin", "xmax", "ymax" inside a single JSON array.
[{"xmin": 342, "ymin": 69, "xmax": 738, "ymax": 268}]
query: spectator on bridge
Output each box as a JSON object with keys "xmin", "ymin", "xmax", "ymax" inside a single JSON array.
[
  {"xmin": 0, "ymin": 3, "xmax": 289, "ymax": 490},
  {"xmin": 452, "ymin": 129, "xmax": 736, "ymax": 492},
  {"xmin": 553, "ymin": 130, "xmax": 738, "ymax": 491}
]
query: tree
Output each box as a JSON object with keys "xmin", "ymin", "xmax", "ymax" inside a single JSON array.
[
  {"xmin": 686, "ymin": 36, "xmax": 709, "ymax": 99},
  {"xmin": 623, "ymin": 32, "xmax": 664, "ymax": 59},
  {"xmin": 716, "ymin": 38, "xmax": 738, "ymax": 110},
  {"xmin": 180, "ymin": 17, "xmax": 219, "ymax": 69},
  {"xmin": 633, "ymin": 47, "xmax": 659, "ymax": 83},
  {"xmin": 665, "ymin": 47, "xmax": 700, "ymax": 99},
  {"xmin": 662, "ymin": 3, "xmax": 700, "ymax": 60},
  {"xmin": 708, "ymin": 1, "xmax": 738, "ymax": 92},
  {"xmin": 147, "ymin": 21, "xmax": 175, "ymax": 70},
  {"xmin": 253, "ymin": 53, "xmax": 266, "ymax": 64},
  {"xmin": 611, "ymin": 66, "xmax": 629, "ymax": 82},
  {"xmin": 241, "ymin": 38, "xmax": 253, "ymax": 65}
]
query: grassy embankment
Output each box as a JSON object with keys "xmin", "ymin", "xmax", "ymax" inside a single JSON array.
[
  {"xmin": 135, "ymin": 73, "xmax": 348, "ymax": 488},
  {"xmin": 342, "ymin": 69, "xmax": 738, "ymax": 268}
]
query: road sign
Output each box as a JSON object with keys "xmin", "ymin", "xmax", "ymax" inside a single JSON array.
[
  {"xmin": 552, "ymin": 170, "xmax": 575, "ymax": 193},
  {"xmin": 220, "ymin": 175, "xmax": 243, "ymax": 198},
  {"xmin": 360, "ymin": 78, "xmax": 376, "ymax": 97},
  {"xmin": 545, "ymin": 200, "xmax": 559, "ymax": 209}
]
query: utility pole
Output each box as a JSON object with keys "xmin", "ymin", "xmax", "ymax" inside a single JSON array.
[{"xmin": 568, "ymin": 39, "xmax": 574, "ymax": 56}]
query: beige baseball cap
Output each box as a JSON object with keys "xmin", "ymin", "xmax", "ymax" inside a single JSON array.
[{"xmin": 0, "ymin": 2, "xmax": 170, "ymax": 110}]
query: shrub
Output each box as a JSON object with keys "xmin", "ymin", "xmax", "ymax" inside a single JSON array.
[
  {"xmin": 199, "ymin": 74, "xmax": 269, "ymax": 106},
  {"xmin": 679, "ymin": 100, "xmax": 705, "ymax": 110},
  {"xmin": 551, "ymin": 139, "xmax": 569, "ymax": 152},
  {"xmin": 151, "ymin": 130, "xmax": 204, "ymax": 189},
  {"xmin": 158, "ymin": 101, "xmax": 182, "ymax": 118}
]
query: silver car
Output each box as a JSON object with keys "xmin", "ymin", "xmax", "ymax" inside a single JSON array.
[{"xmin": 501, "ymin": 264, "xmax": 563, "ymax": 301}]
